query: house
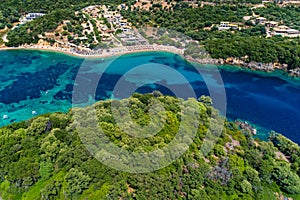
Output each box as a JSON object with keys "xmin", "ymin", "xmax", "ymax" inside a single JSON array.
[
  {"xmin": 265, "ymin": 21, "xmax": 278, "ymax": 28},
  {"xmin": 20, "ymin": 13, "xmax": 45, "ymax": 23},
  {"xmin": 273, "ymin": 25, "xmax": 300, "ymax": 37},
  {"xmin": 25, "ymin": 13, "xmax": 45, "ymax": 21},
  {"xmin": 119, "ymin": 19, "xmax": 128, "ymax": 27},
  {"xmin": 255, "ymin": 17, "xmax": 267, "ymax": 24},
  {"xmin": 229, "ymin": 24, "xmax": 239, "ymax": 30},
  {"xmin": 104, "ymin": 29, "xmax": 114, "ymax": 34},
  {"xmin": 286, "ymin": 29, "xmax": 300, "ymax": 37},
  {"xmin": 78, "ymin": 36, "xmax": 88, "ymax": 40},
  {"xmin": 82, "ymin": 5, "xmax": 96, "ymax": 12},
  {"xmin": 114, "ymin": 14, "xmax": 122, "ymax": 24},
  {"xmin": 122, "ymin": 26, "xmax": 131, "ymax": 32},
  {"xmin": 101, "ymin": 33, "xmax": 112, "ymax": 41},
  {"xmin": 274, "ymin": 25, "xmax": 290, "ymax": 36},
  {"xmin": 218, "ymin": 22, "xmax": 231, "ymax": 30},
  {"xmin": 82, "ymin": 5, "xmax": 101, "ymax": 19},
  {"xmin": 103, "ymin": 11, "xmax": 117, "ymax": 19},
  {"xmin": 218, "ymin": 22, "xmax": 239, "ymax": 31}
]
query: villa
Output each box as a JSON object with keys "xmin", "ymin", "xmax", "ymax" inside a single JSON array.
[
  {"xmin": 122, "ymin": 26, "xmax": 132, "ymax": 32},
  {"xmin": 114, "ymin": 14, "xmax": 123, "ymax": 24},
  {"xmin": 255, "ymin": 17, "xmax": 267, "ymax": 24},
  {"xmin": 285, "ymin": 29, "xmax": 300, "ymax": 37},
  {"xmin": 20, "ymin": 13, "xmax": 45, "ymax": 23},
  {"xmin": 265, "ymin": 21, "xmax": 278, "ymax": 28},
  {"xmin": 25, "ymin": 13, "xmax": 45, "ymax": 21},
  {"xmin": 101, "ymin": 33, "xmax": 112, "ymax": 41},
  {"xmin": 273, "ymin": 25, "xmax": 300, "ymax": 37},
  {"xmin": 103, "ymin": 11, "xmax": 118, "ymax": 20},
  {"xmin": 119, "ymin": 19, "xmax": 128, "ymax": 27},
  {"xmin": 218, "ymin": 22, "xmax": 239, "ymax": 31},
  {"xmin": 82, "ymin": 5, "xmax": 101, "ymax": 19}
]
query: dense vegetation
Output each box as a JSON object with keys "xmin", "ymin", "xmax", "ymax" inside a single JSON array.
[
  {"xmin": 0, "ymin": 0, "xmax": 111, "ymax": 30},
  {"xmin": 121, "ymin": 3, "xmax": 300, "ymax": 69},
  {"xmin": 6, "ymin": 9, "xmax": 77, "ymax": 47},
  {"xmin": 4, "ymin": 0, "xmax": 300, "ymax": 68},
  {"xmin": 206, "ymin": 36, "xmax": 300, "ymax": 68},
  {"xmin": 255, "ymin": 4, "xmax": 300, "ymax": 30},
  {"xmin": 0, "ymin": 93, "xmax": 300, "ymax": 199},
  {"xmin": 3, "ymin": 0, "xmax": 125, "ymax": 47},
  {"xmin": 122, "ymin": 4, "xmax": 252, "ymax": 29}
]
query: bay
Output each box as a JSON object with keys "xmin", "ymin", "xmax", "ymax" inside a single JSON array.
[{"xmin": 0, "ymin": 49, "xmax": 299, "ymax": 143}]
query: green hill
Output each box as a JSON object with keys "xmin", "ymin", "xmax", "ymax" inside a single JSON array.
[{"xmin": 0, "ymin": 93, "xmax": 300, "ymax": 199}]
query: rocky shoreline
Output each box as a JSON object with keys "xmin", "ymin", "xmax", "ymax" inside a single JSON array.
[
  {"xmin": 187, "ymin": 56, "xmax": 300, "ymax": 78},
  {"xmin": 289, "ymin": 68, "xmax": 300, "ymax": 77}
]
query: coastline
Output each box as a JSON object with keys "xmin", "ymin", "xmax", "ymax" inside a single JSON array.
[
  {"xmin": 188, "ymin": 56, "xmax": 300, "ymax": 79},
  {"xmin": 1, "ymin": 44, "xmax": 299, "ymax": 79},
  {"xmin": 0, "ymin": 44, "xmax": 184, "ymax": 59}
]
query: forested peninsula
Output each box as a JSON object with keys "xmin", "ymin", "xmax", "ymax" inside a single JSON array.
[{"xmin": 0, "ymin": 94, "xmax": 300, "ymax": 199}]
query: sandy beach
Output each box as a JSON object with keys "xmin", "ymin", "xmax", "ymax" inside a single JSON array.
[{"xmin": 0, "ymin": 44, "xmax": 185, "ymax": 59}]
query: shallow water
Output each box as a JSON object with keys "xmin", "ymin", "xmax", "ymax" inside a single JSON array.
[{"xmin": 0, "ymin": 50, "xmax": 300, "ymax": 143}]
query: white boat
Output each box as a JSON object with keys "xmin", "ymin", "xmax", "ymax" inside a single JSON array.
[
  {"xmin": 32, "ymin": 111, "xmax": 37, "ymax": 115},
  {"xmin": 3, "ymin": 115, "xmax": 9, "ymax": 119}
]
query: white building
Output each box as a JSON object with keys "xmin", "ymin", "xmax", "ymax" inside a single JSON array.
[
  {"xmin": 255, "ymin": 17, "xmax": 267, "ymax": 24},
  {"xmin": 265, "ymin": 21, "xmax": 278, "ymax": 28},
  {"xmin": 119, "ymin": 19, "xmax": 127, "ymax": 27},
  {"xmin": 26, "ymin": 13, "xmax": 45, "ymax": 20},
  {"xmin": 114, "ymin": 14, "xmax": 122, "ymax": 24},
  {"xmin": 273, "ymin": 25, "xmax": 300, "ymax": 37},
  {"xmin": 122, "ymin": 26, "xmax": 131, "ymax": 32},
  {"xmin": 218, "ymin": 22, "xmax": 238, "ymax": 31},
  {"xmin": 22, "ymin": 13, "xmax": 45, "ymax": 22}
]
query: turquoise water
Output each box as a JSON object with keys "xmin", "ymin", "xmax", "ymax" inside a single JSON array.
[{"xmin": 1, "ymin": 50, "xmax": 300, "ymax": 143}]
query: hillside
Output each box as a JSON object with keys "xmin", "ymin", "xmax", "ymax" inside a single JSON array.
[
  {"xmin": 2, "ymin": 1, "xmax": 300, "ymax": 72},
  {"xmin": 0, "ymin": 93, "xmax": 300, "ymax": 199}
]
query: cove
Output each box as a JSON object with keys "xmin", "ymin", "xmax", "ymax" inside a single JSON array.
[{"xmin": 0, "ymin": 49, "xmax": 299, "ymax": 144}]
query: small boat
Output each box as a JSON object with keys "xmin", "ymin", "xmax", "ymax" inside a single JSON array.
[
  {"xmin": 32, "ymin": 111, "xmax": 37, "ymax": 115},
  {"xmin": 3, "ymin": 115, "xmax": 9, "ymax": 119}
]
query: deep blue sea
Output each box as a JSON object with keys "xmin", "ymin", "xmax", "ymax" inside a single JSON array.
[{"xmin": 1, "ymin": 50, "xmax": 300, "ymax": 143}]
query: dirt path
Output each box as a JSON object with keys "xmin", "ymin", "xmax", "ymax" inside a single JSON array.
[{"xmin": 2, "ymin": 33, "xmax": 8, "ymax": 43}]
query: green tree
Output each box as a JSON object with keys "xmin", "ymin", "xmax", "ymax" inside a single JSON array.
[
  {"xmin": 272, "ymin": 162, "xmax": 300, "ymax": 194},
  {"xmin": 39, "ymin": 161, "xmax": 53, "ymax": 180},
  {"xmin": 65, "ymin": 168, "xmax": 91, "ymax": 197},
  {"xmin": 241, "ymin": 179, "xmax": 252, "ymax": 193}
]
